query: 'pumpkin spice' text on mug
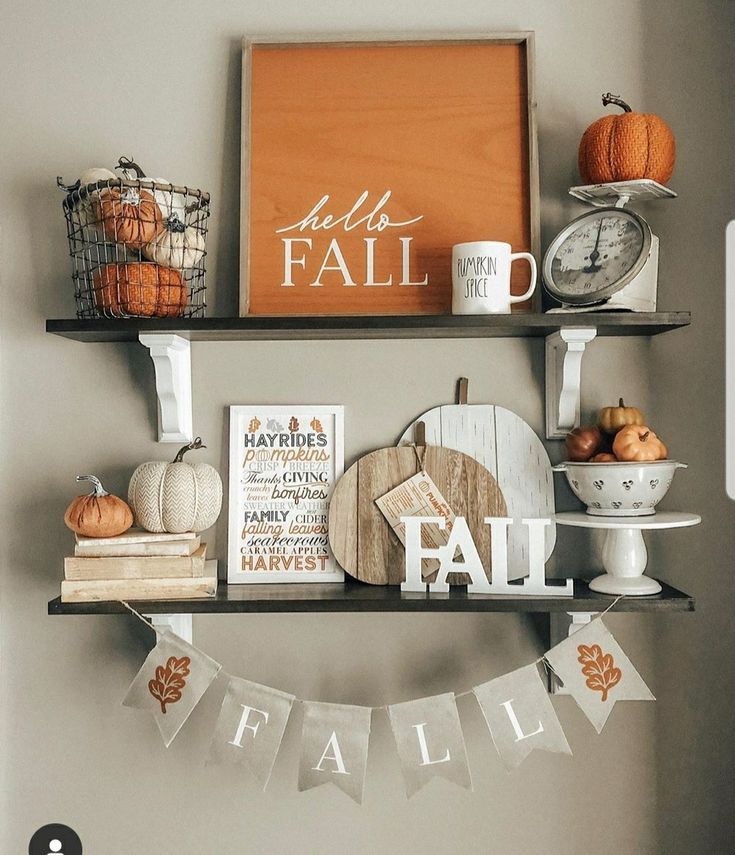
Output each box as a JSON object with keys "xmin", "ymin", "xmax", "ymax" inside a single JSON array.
[{"xmin": 452, "ymin": 241, "xmax": 537, "ymax": 314}]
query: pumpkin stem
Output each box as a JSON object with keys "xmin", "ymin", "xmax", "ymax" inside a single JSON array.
[
  {"xmin": 165, "ymin": 215, "xmax": 187, "ymax": 234},
  {"xmin": 117, "ymin": 156, "xmax": 146, "ymax": 179},
  {"xmin": 602, "ymin": 93, "xmax": 632, "ymax": 113},
  {"xmin": 640, "ymin": 431, "xmax": 650, "ymax": 442},
  {"xmin": 173, "ymin": 436, "xmax": 206, "ymax": 463},
  {"xmin": 57, "ymin": 175, "xmax": 80, "ymax": 193},
  {"xmin": 76, "ymin": 474, "xmax": 109, "ymax": 497},
  {"xmin": 619, "ymin": 397, "xmax": 625, "ymax": 407}
]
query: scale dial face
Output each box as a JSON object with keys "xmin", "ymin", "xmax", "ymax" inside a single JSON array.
[{"xmin": 543, "ymin": 207, "xmax": 652, "ymax": 305}]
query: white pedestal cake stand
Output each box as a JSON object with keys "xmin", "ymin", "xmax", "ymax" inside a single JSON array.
[{"xmin": 554, "ymin": 511, "xmax": 701, "ymax": 595}]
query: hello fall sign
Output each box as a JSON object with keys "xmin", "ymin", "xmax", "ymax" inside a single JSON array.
[{"xmin": 240, "ymin": 36, "xmax": 538, "ymax": 315}]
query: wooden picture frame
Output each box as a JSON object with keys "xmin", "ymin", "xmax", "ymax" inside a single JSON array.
[
  {"xmin": 227, "ymin": 405, "xmax": 345, "ymax": 584},
  {"xmin": 240, "ymin": 33, "xmax": 540, "ymax": 317}
]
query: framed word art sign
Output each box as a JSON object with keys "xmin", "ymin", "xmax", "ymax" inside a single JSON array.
[
  {"xmin": 228, "ymin": 405, "xmax": 345, "ymax": 583},
  {"xmin": 240, "ymin": 33, "xmax": 539, "ymax": 316}
]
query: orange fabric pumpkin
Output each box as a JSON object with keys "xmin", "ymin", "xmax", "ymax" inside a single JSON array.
[
  {"xmin": 93, "ymin": 262, "xmax": 188, "ymax": 318},
  {"xmin": 98, "ymin": 185, "xmax": 162, "ymax": 249},
  {"xmin": 64, "ymin": 475, "xmax": 133, "ymax": 538},
  {"xmin": 613, "ymin": 425, "xmax": 668, "ymax": 462},
  {"xmin": 578, "ymin": 94, "xmax": 676, "ymax": 185}
]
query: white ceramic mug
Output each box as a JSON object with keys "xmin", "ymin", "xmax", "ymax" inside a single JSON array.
[{"xmin": 452, "ymin": 241, "xmax": 537, "ymax": 314}]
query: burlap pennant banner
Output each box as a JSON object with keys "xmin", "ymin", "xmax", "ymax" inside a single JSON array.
[
  {"xmin": 122, "ymin": 630, "xmax": 221, "ymax": 747},
  {"xmin": 473, "ymin": 663, "xmax": 571, "ymax": 770},
  {"xmin": 544, "ymin": 619, "xmax": 655, "ymax": 733},
  {"xmin": 297, "ymin": 701, "xmax": 372, "ymax": 804},
  {"xmin": 208, "ymin": 676, "xmax": 295, "ymax": 789},
  {"xmin": 387, "ymin": 693, "xmax": 472, "ymax": 797}
]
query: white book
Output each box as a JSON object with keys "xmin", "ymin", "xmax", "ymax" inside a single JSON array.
[{"xmin": 75, "ymin": 534, "xmax": 201, "ymax": 558}]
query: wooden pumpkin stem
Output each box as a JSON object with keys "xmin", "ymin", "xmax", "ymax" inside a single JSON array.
[
  {"xmin": 619, "ymin": 397, "xmax": 625, "ymax": 407},
  {"xmin": 76, "ymin": 474, "xmax": 109, "ymax": 497},
  {"xmin": 173, "ymin": 436, "xmax": 206, "ymax": 463},
  {"xmin": 640, "ymin": 431, "xmax": 650, "ymax": 442},
  {"xmin": 602, "ymin": 93, "xmax": 632, "ymax": 113},
  {"xmin": 117, "ymin": 156, "xmax": 146, "ymax": 179}
]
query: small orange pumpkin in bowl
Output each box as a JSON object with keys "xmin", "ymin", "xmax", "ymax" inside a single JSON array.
[
  {"xmin": 599, "ymin": 398, "xmax": 645, "ymax": 434},
  {"xmin": 613, "ymin": 425, "xmax": 668, "ymax": 462}
]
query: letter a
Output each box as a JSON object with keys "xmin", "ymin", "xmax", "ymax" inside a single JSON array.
[{"xmin": 312, "ymin": 731, "xmax": 350, "ymax": 775}]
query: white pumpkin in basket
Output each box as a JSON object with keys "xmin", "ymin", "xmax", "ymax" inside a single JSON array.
[
  {"xmin": 142, "ymin": 214, "xmax": 205, "ymax": 269},
  {"xmin": 117, "ymin": 156, "xmax": 187, "ymax": 220},
  {"xmin": 128, "ymin": 438, "xmax": 222, "ymax": 533}
]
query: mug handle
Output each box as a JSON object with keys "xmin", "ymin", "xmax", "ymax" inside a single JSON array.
[{"xmin": 508, "ymin": 252, "xmax": 538, "ymax": 303}]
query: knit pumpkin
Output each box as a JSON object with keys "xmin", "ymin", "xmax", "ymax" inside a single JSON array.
[
  {"xmin": 128, "ymin": 438, "xmax": 223, "ymax": 534},
  {"xmin": 93, "ymin": 262, "xmax": 188, "ymax": 318},
  {"xmin": 578, "ymin": 93, "xmax": 676, "ymax": 185}
]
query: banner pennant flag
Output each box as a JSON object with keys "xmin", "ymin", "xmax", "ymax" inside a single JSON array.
[
  {"xmin": 473, "ymin": 663, "xmax": 571, "ymax": 770},
  {"xmin": 298, "ymin": 701, "xmax": 372, "ymax": 804},
  {"xmin": 208, "ymin": 676, "xmax": 295, "ymax": 789},
  {"xmin": 388, "ymin": 693, "xmax": 472, "ymax": 797},
  {"xmin": 544, "ymin": 619, "xmax": 654, "ymax": 733},
  {"xmin": 122, "ymin": 630, "xmax": 221, "ymax": 747}
]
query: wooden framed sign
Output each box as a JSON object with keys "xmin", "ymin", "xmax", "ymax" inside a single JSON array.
[
  {"xmin": 240, "ymin": 33, "xmax": 539, "ymax": 316},
  {"xmin": 228, "ymin": 405, "xmax": 344, "ymax": 584}
]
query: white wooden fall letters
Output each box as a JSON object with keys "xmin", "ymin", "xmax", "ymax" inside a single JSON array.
[{"xmin": 401, "ymin": 516, "xmax": 574, "ymax": 596}]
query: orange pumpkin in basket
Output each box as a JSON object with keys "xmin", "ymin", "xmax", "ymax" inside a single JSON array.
[
  {"xmin": 93, "ymin": 263, "xmax": 188, "ymax": 318},
  {"xmin": 98, "ymin": 185, "xmax": 162, "ymax": 249},
  {"xmin": 578, "ymin": 93, "xmax": 676, "ymax": 185}
]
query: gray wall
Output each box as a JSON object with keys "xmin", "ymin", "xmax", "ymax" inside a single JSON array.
[{"xmin": 0, "ymin": 2, "xmax": 730, "ymax": 853}]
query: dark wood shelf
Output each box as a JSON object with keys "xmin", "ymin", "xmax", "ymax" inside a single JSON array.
[
  {"xmin": 48, "ymin": 578, "xmax": 694, "ymax": 615},
  {"xmin": 46, "ymin": 312, "xmax": 691, "ymax": 342}
]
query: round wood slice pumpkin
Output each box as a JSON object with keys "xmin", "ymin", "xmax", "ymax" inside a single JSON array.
[
  {"xmin": 328, "ymin": 445, "xmax": 506, "ymax": 586},
  {"xmin": 578, "ymin": 93, "xmax": 676, "ymax": 185},
  {"xmin": 93, "ymin": 262, "xmax": 188, "ymax": 318},
  {"xmin": 128, "ymin": 438, "xmax": 223, "ymax": 534}
]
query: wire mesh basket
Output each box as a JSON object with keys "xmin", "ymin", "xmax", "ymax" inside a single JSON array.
[{"xmin": 58, "ymin": 158, "xmax": 209, "ymax": 319}]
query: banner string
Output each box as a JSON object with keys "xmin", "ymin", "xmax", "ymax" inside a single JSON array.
[
  {"xmin": 120, "ymin": 600, "xmax": 164, "ymax": 635},
  {"xmin": 120, "ymin": 594, "xmax": 625, "ymax": 709}
]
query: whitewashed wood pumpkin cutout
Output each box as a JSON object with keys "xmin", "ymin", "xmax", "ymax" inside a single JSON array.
[{"xmin": 398, "ymin": 380, "xmax": 556, "ymax": 580}]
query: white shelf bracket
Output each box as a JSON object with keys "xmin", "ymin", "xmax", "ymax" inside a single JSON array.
[
  {"xmin": 545, "ymin": 328, "xmax": 597, "ymax": 439},
  {"xmin": 548, "ymin": 611, "xmax": 598, "ymax": 694},
  {"xmin": 144, "ymin": 613, "xmax": 193, "ymax": 645},
  {"xmin": 139, "ymin": 334, "xmax": 193, "ymax": 443}
]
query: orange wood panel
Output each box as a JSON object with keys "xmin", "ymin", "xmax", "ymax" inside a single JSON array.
[{"xmin": 246, "ymin": 41, "xmax": 533, "ymax": 316}]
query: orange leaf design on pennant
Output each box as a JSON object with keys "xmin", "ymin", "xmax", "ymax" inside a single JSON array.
[
  {"xmin": 310, "ymin": 417, "xmax": 323, "ymax": 432},
  {"xmin": 577, "ymin": 644, "xmax": 622, "ymax": 702},
  {"xmin": 147, "ymin": 655, "xmax": 191, "ymax": 714},
  {"xmin": 248, "ymin": 417, "xmax": 261, "ymax": 432},
  {"xmin": 288, "ymin": 416, "xmax": 300, "ymax": 432}
]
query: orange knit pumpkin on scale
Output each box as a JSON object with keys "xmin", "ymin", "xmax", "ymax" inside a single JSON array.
[{"xmin": 578, "ymin": 93, "xmax": 676, "ymax": 185}]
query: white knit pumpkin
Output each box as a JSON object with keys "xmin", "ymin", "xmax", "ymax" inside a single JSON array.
[
  {"xmin": 128, "ymin": 438, "xmax": 222, "ymax": 533},
  {"xmin": 142, "ymin": 215, "xmax": 205, "ymax": 270}
]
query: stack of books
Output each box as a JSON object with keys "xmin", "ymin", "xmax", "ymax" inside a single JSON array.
[{"xmin": 61, "ymin": 529, "xmax": 217, "ymax": 602}]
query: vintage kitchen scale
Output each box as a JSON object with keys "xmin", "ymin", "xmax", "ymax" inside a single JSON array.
[{"xmin": 543, "ymin": 179, "xmax": 676, "ymax": 313}]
